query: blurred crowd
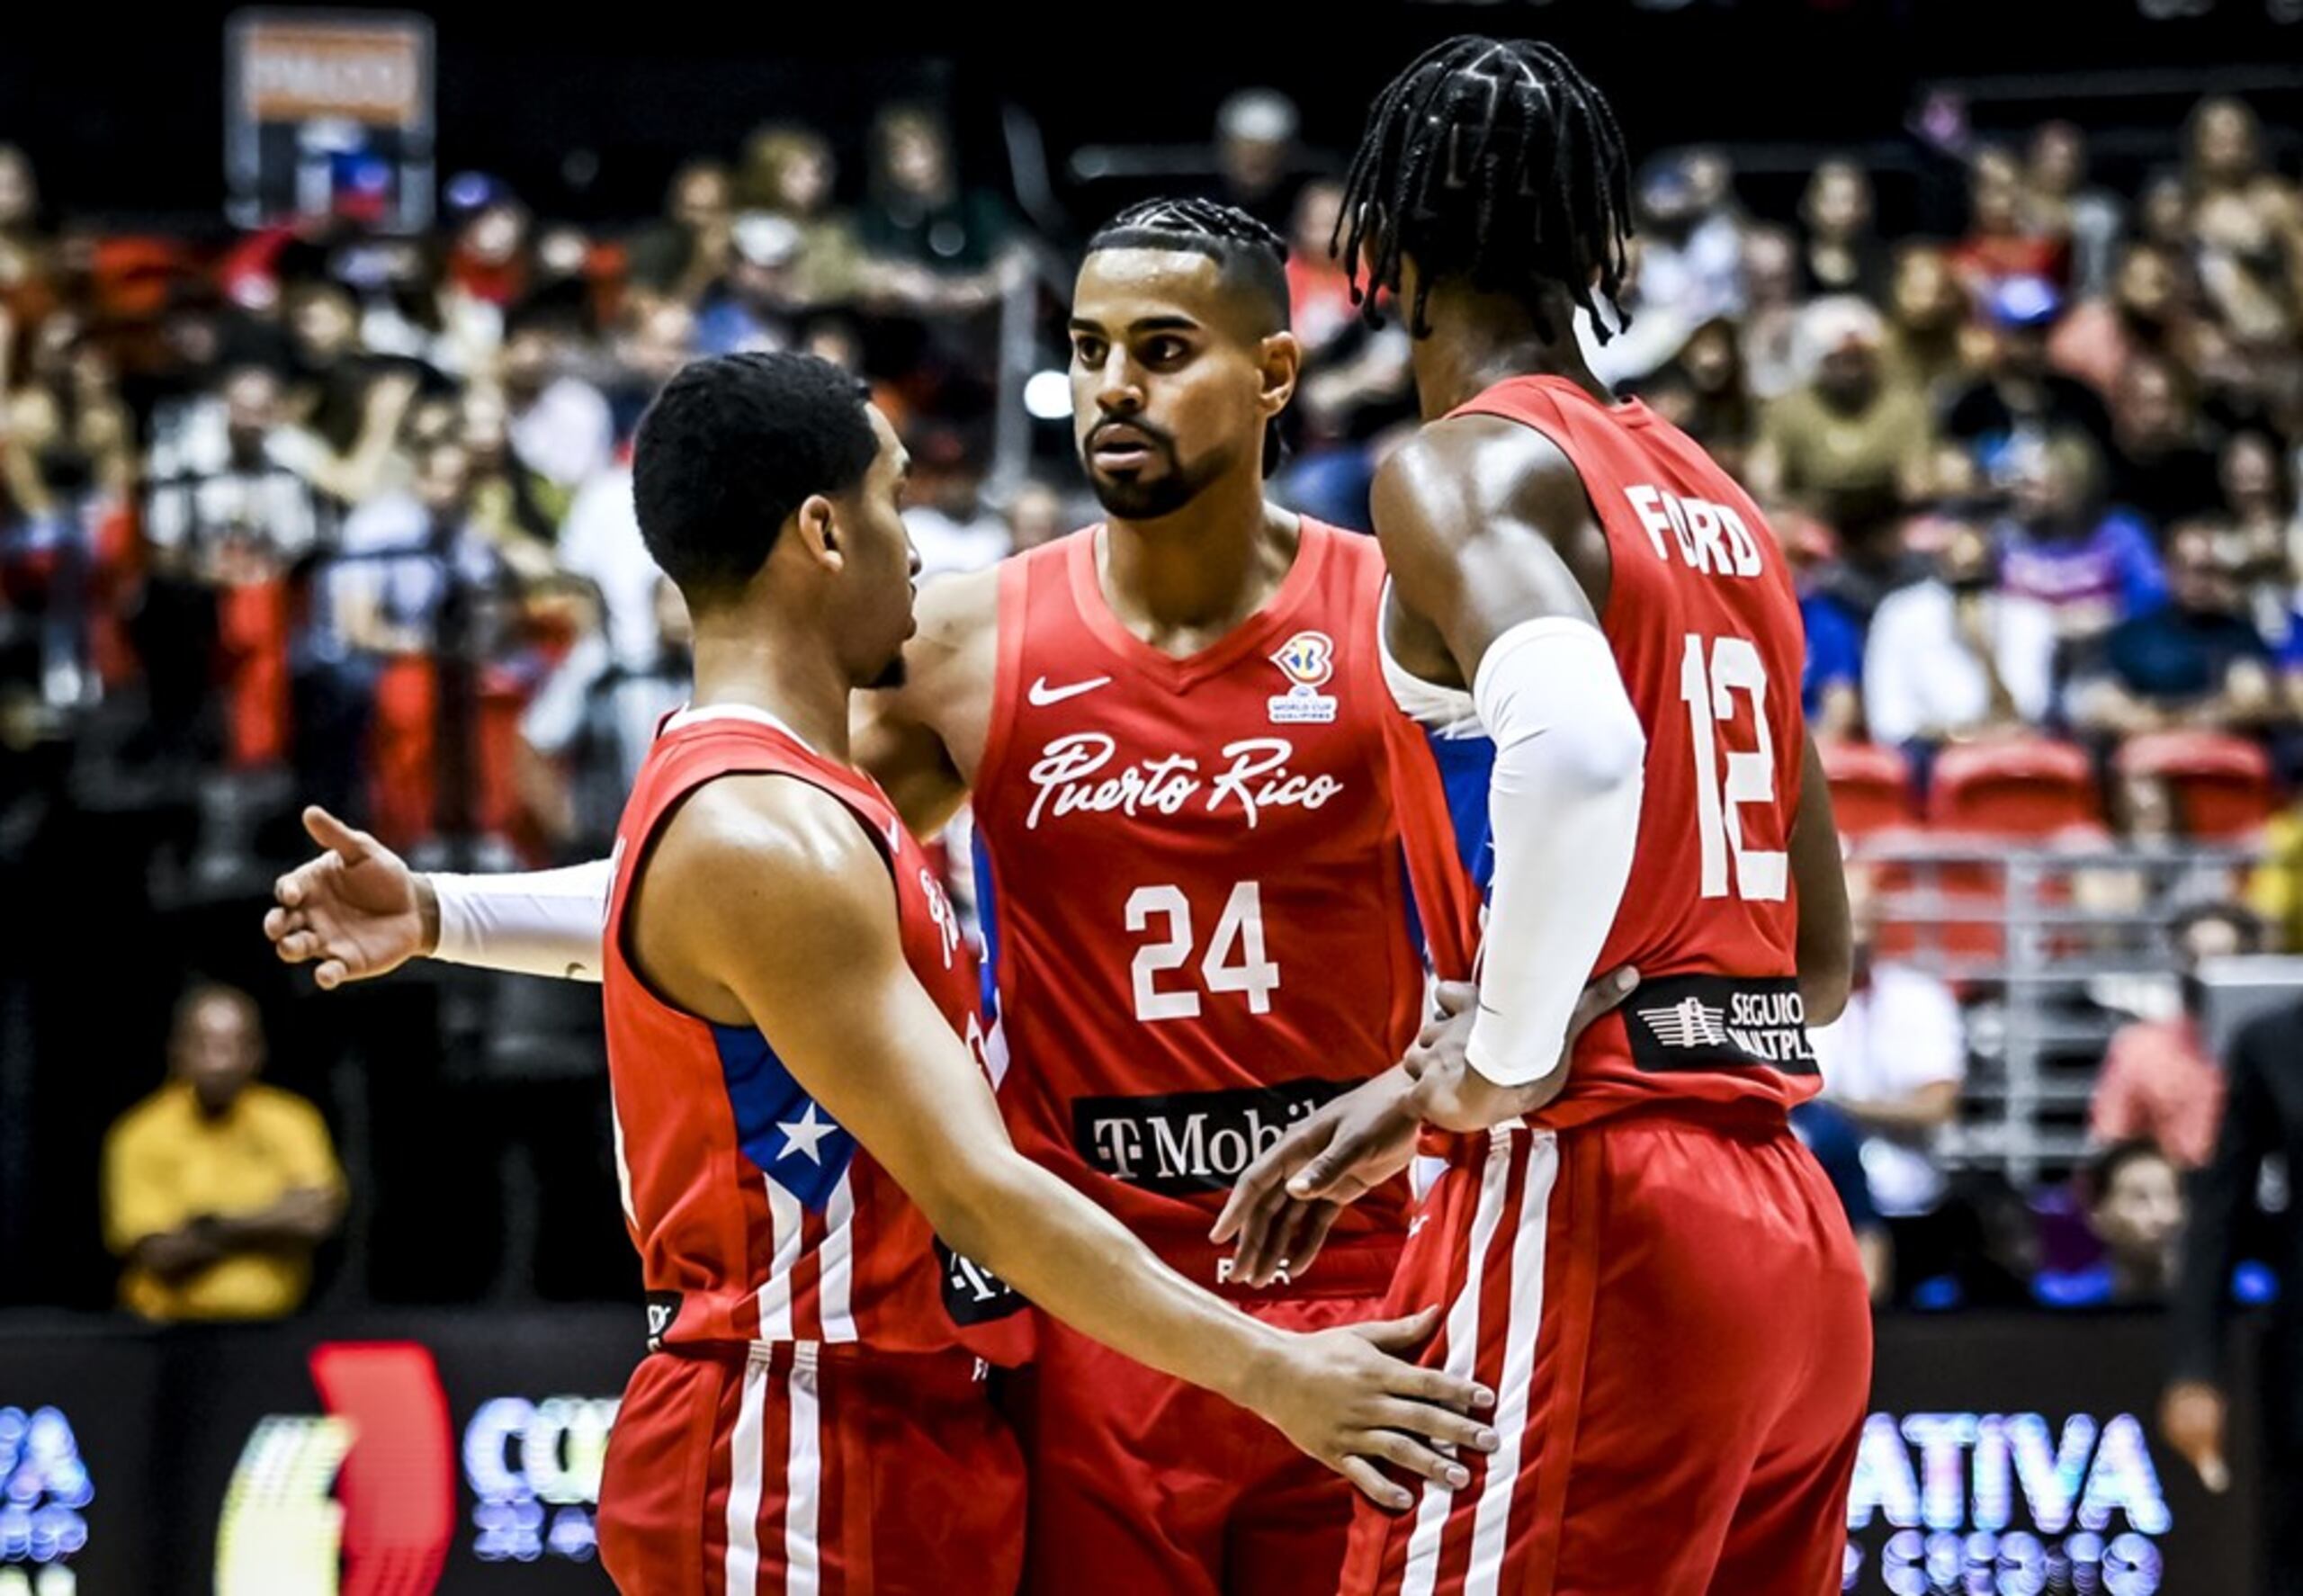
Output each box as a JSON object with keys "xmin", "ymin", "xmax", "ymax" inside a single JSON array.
[{"xmin": 4, "ymin": 85, "xmax": 2301, "ymax": 1320}]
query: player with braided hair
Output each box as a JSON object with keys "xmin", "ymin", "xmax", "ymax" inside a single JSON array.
[
  {"xmin": 268, "ymin": 192, "xmax": 1633, "ymax": 1593},
  {"xmin": 1225, "ymin": 35, "xmax": 1868, "ymax": 1594}
]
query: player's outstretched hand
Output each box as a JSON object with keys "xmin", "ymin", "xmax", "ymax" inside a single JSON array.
[
  {"xmin": 264, "ymin": 806, "xmax": 435, "ymax": 991},
  {"xmin": 1247, "ymin": 1305, "xmax": 1496, "ymax": 1511}
]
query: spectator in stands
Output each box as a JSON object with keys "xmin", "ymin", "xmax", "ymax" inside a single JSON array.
[
  {"xmin": 1949, "ymin": 146, "xmax": 2067, "ymax": 300},
  {"xmin": 1643, "ymin": 318, "xmax": 1756, "ymax": 483},
  {"xmin": 2182, "ymin": 97, "xmax": 2303, "ymax": 353},
  {"xmin": 1807, "ymin": 865, "xmax": 1967, "ymax": 1248},
  {"xmin": 1286, "ymin": 179, "xmax": 1358, "ymax": 360},
  {"xmin": 2067, "ymin": 524, "xmax": 2285, "ymax": 740},
  {"xmin": 1748, "ymin": 297, "xmax": 1932, "ymax": 562},
  {"xmin": 2090, "ymin": 901, "xmax": 2267, "ymax": 1170},
  {"xmin": 2211, "ymin": 430, "xmax": 2303, "ymax": 646},
  {"xmin": 1797, "ymin": 158, "xmax": 1889, "ymax": 303},
  {"xmin": 2105, "ymin": 355, "xmax": 2224, "ymax": 532},
  {"xmin": 2, "ymin": 310, "xmax": 133, "ymax": 524},
  {"xmin": 2250, "ymin": 804, "xmax": 2303, "ymax": 951},
  {"xmin": 1212, "ymin": 89, "xmax": 1308, "ymax": 232},
  {"xmin": 519, "ymin": 576, "xmax": 691, "ymax": 857},
  {"xmin": 624, "ymin": 160, "xmax": 735, "ymax": 306},
  {"xmin": 1778, "ymin": 512, "xmax": 1862, "ymax": 741},
  {"xmin": 140, "ymin": 365, "xmax": 336, "ymax": 767},
  {"xmin": 695, "ymin": 213, "xmax": 805, "ymax": 358},
  {"xmin": 1994, "ymin": 431, "xmax": 2166, "ymax": 644},
  {"xmin": 1738, "ymin": 225, "xmax": 1804, "ymax": 401},
  {"xmin": 455, "ymin": 386, "xmax": 561, "ymax": 584},
  {"xmin": 275, "ymin": 282, "xmax": 420, "ymax": 508},
  {"xmin": 441, "ymin": 184, "xmax": 535, "ymax": 315},
  {"xmin": 859, "ymin": 105, "xmax": 1019, "ymax": 313},
  {"xmin": 556, "ymin": 453, "xmax": 659, "ymax": 677},
  {"xmin": 1944, "ymin": 277, "xmax": 2115, "ymax": 462},
  {"xmin": 902, "ymin": 426, "xmax": 1008, "ymax": 577},
  {"xmin": 101, "ymin": 983, "xmax": 345, "ymax": 1322},
  {"xmin": 738, "ymin": 125, "xmax": 868, "ymax": 313},
  {"xmin": 327, "ymin": 439, "xmax": 508, "ymax": 659},
  {"xmin": 497, "ymin": 304, "xmax": 614, "ymax": 522},
  {"xmin": 604, "ymin": 298, "xmax": 696, "ymax": 445},
  {"xmin": 2026, "ymin": 121, "xmax": 2125, "ymax": 299},
  {"xmin": 0, "ymin": 143, "xmax": 55, "ymax": 371},
  {"xmin": 1005, "ymin": 480, "xmax": 1068, "ymax": 555},
  {"xmin": 2050, "ymin": 242, "xmax": 2194, "ymax": 403},
  {"xmin": 1881, "ymin": 244, "xmax": 1976, "ymax": 406},
  {"xmin": 2038, "ymin": 1141, "xmax": 2186, "ymax": 1307},
  {"xmin": 1865, "ymin": 516, "xmax": 2056, "ymax": 749}
]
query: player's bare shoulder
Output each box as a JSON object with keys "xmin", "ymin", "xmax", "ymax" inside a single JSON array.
[
  {"xmin": 634, "ymin": 773, "xmax": 893, "ymax": 1024},
  {"xmin": 889, "ymin": 564, "xmax": 1001, "ymax": 773}
]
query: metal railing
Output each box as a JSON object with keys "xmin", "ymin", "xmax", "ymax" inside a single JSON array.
[{"xmin": 1848, "ymin": 837, "xmax": 2263, "ymax": 1188}]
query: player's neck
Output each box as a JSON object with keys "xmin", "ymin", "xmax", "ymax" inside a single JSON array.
[
  {"xmin": 688, "ymin": 623, "xmax": 855, "ymax": 762},
  {"xmin": 1101, "ymin": 475, "xmax": 1297, "ymax": 643},
  {"xmin": 1409, "ymin": 282, "xmax": 1612, "ymax": 419}
]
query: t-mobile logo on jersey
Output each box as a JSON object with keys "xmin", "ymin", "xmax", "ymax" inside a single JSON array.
[
  {"xmin": 1022, "ymin": 733, "xmax": 1344, "ymax": 830},
  {"xmin": 1623, "ymin": 485, "xmax": 1765, "ymax": 579},
  {"xmin": 1074, "ymin": 1080, "xmax": 1349, "ymax": 1195}
]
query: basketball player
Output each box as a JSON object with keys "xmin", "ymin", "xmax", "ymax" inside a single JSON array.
[
  {"xmin": 1219, "ymin": 37, "xmax": 1868, "ymax": 1595},
  {"xmin": 327, "ymin": 350, "xmax": 1501, "ymax": 1591},
  {"xmin": 265, "ymin": 200, "xmax": 1624, "ymax": 1594}
]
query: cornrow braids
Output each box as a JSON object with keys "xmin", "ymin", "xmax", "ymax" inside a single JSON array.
[
  {"xmin": 1338, "ymin": 36, "xmax": 1635, "ymax": 342},
  {"xmin": 1084, "ymin": 195, "xmax": 1294, "ymax": 477}
]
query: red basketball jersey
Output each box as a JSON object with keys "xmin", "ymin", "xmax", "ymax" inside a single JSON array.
[
  {"xmin": 970, "ymin": 521, "xmax": 1484, "ymax": 1295},
  {"xmin": 1452, "ymin": 375, "xmax": 1820, "ymax": 1127},
  {"xmin": 603, "ymin": 704, "xmax": 1028, "ymax": 1361}
]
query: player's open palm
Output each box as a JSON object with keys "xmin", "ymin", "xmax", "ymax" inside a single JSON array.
[
  {"xmin": 264, "ymin": 806, "xmax": 430, "ymax": 991},
  {"xmin": 1252, "ymin": 1305, "xmax": 1497, "ymax": 1511}
]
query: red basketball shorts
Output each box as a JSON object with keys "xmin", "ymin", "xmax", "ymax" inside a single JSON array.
[
  {"xmin": 1340, "ymin": 1107, "xmax": 1872, "ymax": 1596},
  {"xmin": 1014, "ymin": 1282, "xmax": 1393, "ymax": 1596},
  {"xmin": 598, "ymin": 1340, "xmax": 1025, "ymax": 1595}
]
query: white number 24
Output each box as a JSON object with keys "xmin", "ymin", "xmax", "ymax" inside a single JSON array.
[
  {"xmin": 1679, "ymin": 633, "xmax": 1788, "ymax": 902},
  {"xmin": 1125, "ymin": 882, "xmax": 1281, "ymax": 1022}
]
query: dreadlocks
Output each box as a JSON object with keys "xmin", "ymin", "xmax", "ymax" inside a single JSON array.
[
  {"xmin": 1084, "ymin": 196, "xmax": 1293, "ymax": 476},
  {"xmin": 1337, "ymin": 36, "xmax": 1635, "ymax": 343}
]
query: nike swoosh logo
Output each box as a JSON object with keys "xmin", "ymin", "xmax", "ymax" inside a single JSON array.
[{"xmin": 1027, "ymin": 674, "xmax": 1114, "ymax": 706}]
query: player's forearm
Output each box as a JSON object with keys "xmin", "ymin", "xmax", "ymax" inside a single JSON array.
[
  {"xmin": 426, "ymin": 860, "xmax": 614, "ymax": 982},
  {"xmin": 1464, "ymin": 620, "xmax": 1646, "ymax": 1088},
  {"xmin": 936, "ymin": 1155, "xmax": 1286, "ymax": 1410}
]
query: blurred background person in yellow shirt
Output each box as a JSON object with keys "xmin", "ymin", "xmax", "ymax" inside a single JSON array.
[{"xmin": 101, "ymin": 982, "xmax": 345, "ymax": 1322}]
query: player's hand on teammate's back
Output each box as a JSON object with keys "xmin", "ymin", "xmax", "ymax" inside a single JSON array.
[
  {"xmin": 264, "ymin": 806, "xmax": 435, "ymax": 991},
  {"xmin": 1411, "ymin": 967, "xmax": 1640, "ymax": 1134},
  {"xmin": 1214, "ymin": 971, "xmax": 1639, "ymax": 1287},
  {"xmin": 1248, "ymin": 1305, "xmax": 1497, "ymax": 1511}
]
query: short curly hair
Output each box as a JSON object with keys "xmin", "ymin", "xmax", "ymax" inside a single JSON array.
[{"xmin": 632, "ymin": 352, "xmax": 878, "ymax": 610}]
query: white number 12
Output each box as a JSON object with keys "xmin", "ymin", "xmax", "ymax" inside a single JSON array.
[{"xmin": 1679, "ymin": 633, "xmax": 1788, "ymax": 902}]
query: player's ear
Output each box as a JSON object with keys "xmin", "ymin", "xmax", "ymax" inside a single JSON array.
[
  {"xmin": 792, "ymin": 494, "xmax": 844, "ymax": 574},
  {"xmin": 1259, "ymin": 330, "xmax": 1303, "ymax": 421}
]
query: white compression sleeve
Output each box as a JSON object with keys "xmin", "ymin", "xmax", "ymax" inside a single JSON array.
[
  {"xmin": 1463, "ymin": 618, "xmax": 1647, "ymax": 1088},
  {"xmin": 430, "ymin": 859, "xmax": 614, "ymax": 982}
]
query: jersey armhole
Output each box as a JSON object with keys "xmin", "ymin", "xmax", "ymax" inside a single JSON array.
[
  {"xmin": 617, "ymin": 763, "xmax": 905, "ymax": 1027},
  {"xmin": 1448, "ymin": 399, "xmax": 1624, "ymax": 637},
  {"xmin": 973, "ymin": 551, "xmax": 1035, "ymax": 796}
]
